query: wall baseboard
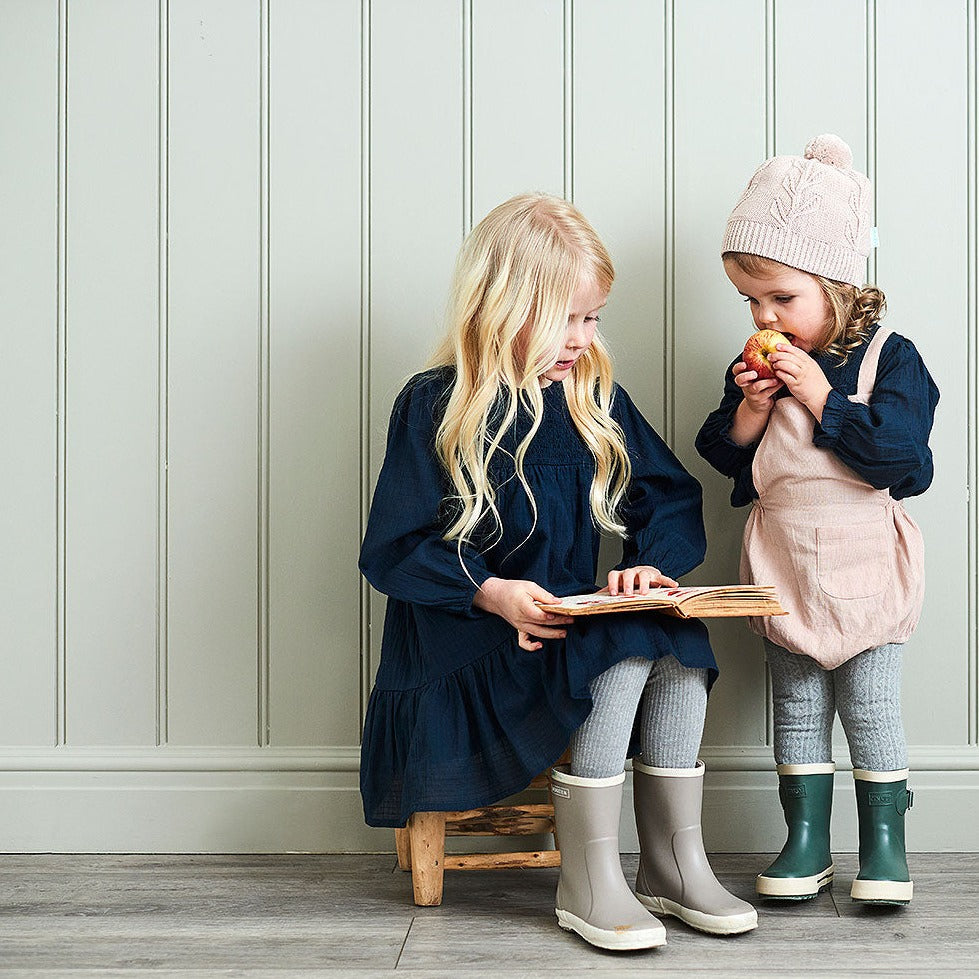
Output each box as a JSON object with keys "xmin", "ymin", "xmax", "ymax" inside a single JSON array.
[{"xmin": 0, "ymin": 748, "xmax": 975, "ymax": 852}]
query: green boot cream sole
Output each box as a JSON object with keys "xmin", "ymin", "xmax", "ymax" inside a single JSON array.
[
  {"xmin": 850, "ymin": 768, "xmax": 913, "ymax": 906},
  {"xmin": 756, "ymin": 763, "xmax": 835, "ymax": 901}
]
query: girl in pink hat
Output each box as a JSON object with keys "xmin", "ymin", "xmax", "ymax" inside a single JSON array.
[{"xmin": 697, "ymin": 135, "xmax": 939, "ymax": 907}]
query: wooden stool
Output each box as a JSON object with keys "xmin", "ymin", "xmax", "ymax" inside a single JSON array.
[{"xmin": 394, "ymin": 753, "xmax": 568, "ymax": 906}]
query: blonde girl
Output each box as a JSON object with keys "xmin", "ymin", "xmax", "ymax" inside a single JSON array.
[{"xmin": 361, "ymin": 193, "xmax": 756, "ymax": 951}]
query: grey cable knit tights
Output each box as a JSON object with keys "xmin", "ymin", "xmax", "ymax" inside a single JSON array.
[
  {"xmin": 570, "ymin": 655, "xmax": 709, "ymax": 778},
  {"xmin": 764, "ymin": 639, "xmax": 908, "ymax": 771}
]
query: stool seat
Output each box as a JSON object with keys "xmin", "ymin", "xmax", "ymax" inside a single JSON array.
[{"xmin": 394, "ymin": 756, "xmax": 567, "ymax": 906}]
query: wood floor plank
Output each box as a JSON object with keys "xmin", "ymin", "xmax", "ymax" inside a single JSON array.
[
  {"xmin": 0, "ymin": 970, "xmax": 972, "ymax": 979},
  {"xmin": 0, "ymin": 854, "xmax": 974, "ymax": 975},
  {"xmin": 398, "ymin": 911, "xmax": 979, "ymax": 973},
  {"xmin": 0, "ymin": 917, "xmax": 410, "ymax": 971}
]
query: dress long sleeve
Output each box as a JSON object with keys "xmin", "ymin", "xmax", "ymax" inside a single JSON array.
[
  {"xmin": 695, "ymin": 359, "xmax": 760, "ymax": 507},
  {"xmin": 813, "ymin": 334, "xmax": 939, "ymax": 497},
  {"xmin": 696, "ymin": 331, "xmax": 940, "ymax": 504},
  {"xmin": 359, "ymin": 372, "xmax": 493, "ymax": 613},
  {"xmin": 611, "ymin": 386, "xmax": 707, "ymax": 578}
]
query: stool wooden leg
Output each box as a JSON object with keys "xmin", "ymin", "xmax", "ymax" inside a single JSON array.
[
  {"xmin": 394, "ymin": 827, "xmax": 412, "ymax": 871},
  {"xmin": 407, "ymin": 811, "xmax": 446, "ymax": 906}
]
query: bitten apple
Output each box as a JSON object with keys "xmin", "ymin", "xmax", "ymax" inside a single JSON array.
[{"xmin": 742, "ymin": 329, "xmax": 789, "ymax": 380}]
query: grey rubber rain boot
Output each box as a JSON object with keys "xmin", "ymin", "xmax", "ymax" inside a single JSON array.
[
  {"xmin": 633, "ymin": 760, "xmax": 758, "ymax": 935},
  {"xmin": 550, "ymin": 766, "xmax": 667, "ymax": 950}
]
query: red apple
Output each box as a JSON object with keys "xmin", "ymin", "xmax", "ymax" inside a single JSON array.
[{"xmin": 741, "ymin": 329, "xmax": 789, "ymax": 380}]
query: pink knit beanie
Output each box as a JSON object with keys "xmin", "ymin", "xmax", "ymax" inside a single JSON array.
[{"xmin": 721, "ymin": 134, "xmax": 872, "ymax": 287}]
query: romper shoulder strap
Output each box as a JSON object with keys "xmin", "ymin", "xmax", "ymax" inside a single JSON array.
[{"xmin": 854, "ymin": 326, "xmax": 893, "ymax": 403}]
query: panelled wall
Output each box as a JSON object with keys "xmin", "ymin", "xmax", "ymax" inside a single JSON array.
[{"xmin": 1, "ymin": 0, "xmax": 976, "ymax": 851}]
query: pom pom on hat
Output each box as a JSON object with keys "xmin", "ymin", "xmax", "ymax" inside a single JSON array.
[{"xmin": 804, "ymin": 133, "xmax": 853, "ymax": 170}]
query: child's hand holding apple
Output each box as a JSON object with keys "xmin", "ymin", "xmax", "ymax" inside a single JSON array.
[
  {"xmin": 733, "ymin": 328, "xmax": 787, "ymax": 417},
  {"xmin": 766, "ymin": 340, "xmax": 833, "ymax": 421}
]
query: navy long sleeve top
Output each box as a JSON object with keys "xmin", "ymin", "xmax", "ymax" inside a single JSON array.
[
  {"xmin": 695, "ymin": 326, "xmax": 939, "ymax": 507},
  {"xmin": 359, "ymin": 367, "xmax": 717, "ymax": 826}
]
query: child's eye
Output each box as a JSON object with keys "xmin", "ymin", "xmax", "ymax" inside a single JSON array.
[
  {"xmin": 742, "ymin": 297, "xmax": 758, "ymax": 305},
  {"xmin": 585, "ymin": 315, "xmax": 601, "ymax": 323},
  {"xmin": 775, "ymin": 296, "xmax": 793, "ymax": 303}
]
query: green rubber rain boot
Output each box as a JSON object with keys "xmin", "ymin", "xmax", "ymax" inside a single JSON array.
[
  {"xmin": 850, "ymin": 768, "xmax": 913, "ymax": 906},
  {"xmin": 756, "ymin": 762, "xmax": 835, "ymax": 900}
]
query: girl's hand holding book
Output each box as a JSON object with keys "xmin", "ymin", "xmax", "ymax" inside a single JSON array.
[
  {"xmin": 474, "ymin": 576, "xmax": 575, "ymax": 651},
  {"xmin": 603, "ymin": 565, "xmax": 678, "ymax": 597}
]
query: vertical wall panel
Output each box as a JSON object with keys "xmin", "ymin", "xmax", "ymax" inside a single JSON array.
[
  {"xmin": 65, "ymin": 0, "xmax": 160, "ymax": 745},
  {"xmin": 368, "ymin": 0, "xmax": 464, "ymax": 680},
  {"xmin": 472, "ymin": 0, "xmax": 564, "ymax": 219},
  {"xmin": 674, "ymin": 0, "xmax": 769, "ymax": 747},
  {"xmin": 877, "ymin": 0, "xmax": 970, "ymax": 744},
  {"xmin": 268, "ymin": 0, "xmax": 362, "ymax": 746},
  {"xmin": 0, "ymin": 0, "xmax": 59, "ymax": 745},
  {"xmin": 775, "ymin": 0, "xmax": 867, "ymax": 164},
  {"xmin": 167, "ymin": 1, "xmax": 261, "ymax": 744},
  {"xmin": 573, "ymin": 0, "xmax": 667, "ymax": 432}
]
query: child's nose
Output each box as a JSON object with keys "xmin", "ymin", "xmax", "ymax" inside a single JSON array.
[{"xmin": 567, "ymin": 320, "xmax": 587, "ymax": 347}]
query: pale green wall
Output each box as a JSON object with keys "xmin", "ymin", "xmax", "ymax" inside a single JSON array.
[{"xmin": 1, "ymin": 0, "xmax": 976, "ymax": 852}]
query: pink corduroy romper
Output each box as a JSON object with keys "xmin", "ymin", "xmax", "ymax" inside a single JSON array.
[{"xmin": 739, "ymin": 326, "xmax": 925, "ymax": 669}]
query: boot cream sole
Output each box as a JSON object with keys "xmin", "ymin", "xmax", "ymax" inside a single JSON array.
[
  {"xmin": 556, "ymin": 908, "xmax": 667, "ymax": 950},
  {"xmin": 636, "ymin": 893, "xmax": 758, "ymax": 935},
  {"xmin": 850, "ymin": 878, "xmax": 913, "ymax": 904},
  {"xmin": 756, "ymin": 864, "xmax": 834, "ymax": 899}
]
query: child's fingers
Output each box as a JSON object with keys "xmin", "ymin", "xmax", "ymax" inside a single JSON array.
[
  {"xmin": 527, "ymin": 601, "xmax": 573, "ymax": 626},
  {"xmin": 517, "ymin": 631, "xmax": 543, "ymax": 652},
  {"xmin": 522, "ymin": 623, "xmax": 568, "ymax": 642},
  {"xmin": 640, "ymin": 568, "xmax": 678, "ymax": 590},
  {"xmin": 611, "ymin": 566, "xmax": 677, "ymax": 596},
  {"xmin": 609, "ymin": 569, "xmax": 643, "ymax": 596},
  {"xmin": 635, "ymin": 569, "xmax": 655, "ymax": 594},
  {"xmin": 527, "ymin": 582, "xmax": 564, "ymax": 606}
]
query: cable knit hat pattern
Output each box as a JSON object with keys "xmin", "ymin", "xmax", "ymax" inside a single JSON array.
[{"xmin": 722, "ymin": 134, "xmax": 872, "ymax": 287}]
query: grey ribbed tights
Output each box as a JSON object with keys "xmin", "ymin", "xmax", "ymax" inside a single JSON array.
[
  {"xmin": 569, "ymin": 655, "xmax": 708, "ymax": 777},
  {"xmin": 764, "ymin": 639, "xmax": 908, "ymax": 771}
]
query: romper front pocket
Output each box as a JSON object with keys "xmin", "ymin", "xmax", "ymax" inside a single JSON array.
[{"xmin": 816, "ymin": 520, "xmax": 889, "ymax": 600}]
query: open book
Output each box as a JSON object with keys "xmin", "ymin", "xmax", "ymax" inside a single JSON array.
[{"xmin": 537, "ymin": 585, "xmax": 787, "ymax": 619}]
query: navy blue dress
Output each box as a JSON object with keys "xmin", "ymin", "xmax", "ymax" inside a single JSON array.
[{"xmin": 359, "ymin": 367, "xmax": 717, "ymax": 828}]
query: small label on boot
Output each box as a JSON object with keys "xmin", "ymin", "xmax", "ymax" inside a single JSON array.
[
  {"xmin": 551, "ymin": 785, "xmax": 570, "ymax": 799},
  {"xmin": 782, "ymin": 784, "xmax": 806, "ymax": 798},
  {"xmin": 868, "ymin": 791, "xmax": 892, "ymax": 806}
]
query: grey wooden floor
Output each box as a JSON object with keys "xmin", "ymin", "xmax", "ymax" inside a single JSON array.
[{"xmin": 0, "ymin": 853, "xmax": 976, "ymax": 977}]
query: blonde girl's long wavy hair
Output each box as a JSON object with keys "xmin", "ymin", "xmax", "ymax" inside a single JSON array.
[
  {"xmin": 724, "ymin": 252, "xmax": 887, "ymax": 365},
  {"xmin": 428, "ymin": 193, "xmax": 631, "ymax": 555}
]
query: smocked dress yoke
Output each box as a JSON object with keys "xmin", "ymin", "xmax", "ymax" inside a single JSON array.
[{"xmin": 359, "ymin": 368, "xmax": 717, "ymax": 828}]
